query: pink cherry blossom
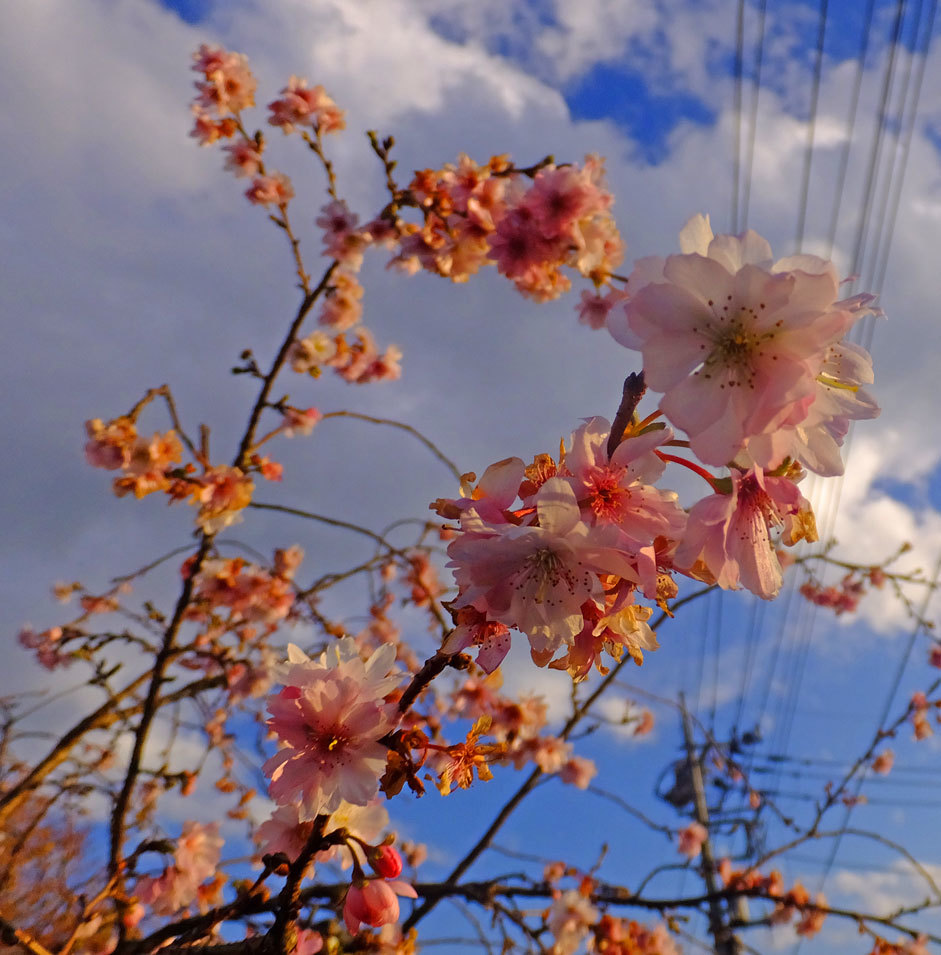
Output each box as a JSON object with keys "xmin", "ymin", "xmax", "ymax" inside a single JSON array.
[
  {"xmin": 546, "ymin": 890, "xmax": 598, "ymax": 955},
  {"xmin": 245, "ymin": 172, "xmax": 294, "ymax": 207},
  {"xmin": 608, "ymin": 214, "xmax": 872, "ymax": 467},
  {"xmin": 559, "ymin": 755, "xmax": 597, "ymax": 789},
  {"xmin": 441, "ymin": 607, "xmax": 513, "ymax": 673},
  {"xmin": 293, "ymin": 929, "xmax": 323, "ymax": 955},
  {"xmin": 268, "ymin": 77, "xmax": 344, "ymax": 134},
  {"xmin": 577, "ymin": 288, "xmax": 628, "ymax": 330},
  {"xmin": 222, "ymin": 139, "xmax": 263, "ymax": 178},
  {"xmin": 677, "ymin": 821, "xmax": 708, "ymax": 858},
  {"xmin": 281, "ymin": 407, "xmax": 323, "ymax": 437},
  {"xmin": 134, "ymin": 822, "xmax": 223, "ymax": 916},
  {"xmin": 561, "ymin": 416, "xmax": 686, "ymax": 551},
  {"xmin": 675, "ymin": 467, "xmax": 811, "ymax": 599},
  {"xmin": 448, "ymin": 477, "xmax": 640, "ymax": 662},
  {"xmin": 192, "ymin": 45, "xmax": 256, "ymax": 116},
  {"xmin": 264, "ymin": 639, "xmax": 400, "ymax": 820}
]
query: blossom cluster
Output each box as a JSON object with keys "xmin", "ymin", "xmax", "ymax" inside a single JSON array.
[
  {"xmin": 391, "ymin": 153, "xmax": 624, "ymax": 301},
  {"xmin": 84, "ymin": 414, "xmax": 257, "ymax": 533},
  {"xmin": 542, "ymin": 878, "xmax": 678, "ymax": 955},
  {"xmin": 718, "ymin": 859, "xmax": 828, "ymax": 938},
  {"xmin": 132, "ymin": 822, "xmax": 224, "ymax": 920},
  {"xmin": 44, "ymin": 44, "xmax": 899, "ymax": 955}
]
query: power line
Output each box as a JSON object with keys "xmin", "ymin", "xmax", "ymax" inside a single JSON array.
[
  {"xmin": 732, "ymin": 0, "xmax": 747, "ymax": 232},
  {"xmin": 872, "ymin": 0, "xmax": 939, "ymax": 297},
  {"xmin": 824, "ymin": 0, "xmax": 878, "ymax": 259},
  {"xmin": 739, "ymin": 0, "xmax": 768, "ymax": 231},
  {"xmin": 795, "ymin": 0, "xmax": 831, "ymax": 251}
]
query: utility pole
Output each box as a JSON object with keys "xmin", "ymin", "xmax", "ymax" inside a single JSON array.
[{"xmin": 679, "ymin": 693, "xmax": 741, "ymax": 955}]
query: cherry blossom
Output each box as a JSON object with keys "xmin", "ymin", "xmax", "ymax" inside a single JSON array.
[
  {"xmin": 608, "ymin": 214, "xmax": 876, "ymax": 468},
  {"xmin": 245, "ymin": 172, "xmax": 295, "ymax": 207},
  {"xmin": 677, "ymin": 821, "xmax": 708, "ymax": 858},
  {"xmin": 675, "ymin": 467, "xmax": 813, "ymax": 599},
  {"xmin": 268, "ymin": 77, "xmax": 345, "ymax": 134},
  {"xmin": 191, "ymin": 45, "xmax": 256, "ymax": 116},
  {"xmin": 447, "ymin": 477, "xmax": 640, "ymax": 663},
  {"xmin": 134, "ymin": 822, "xmax": 223, "ymax": 917},
  {"xmin": 264, "ymin": 639, "xmax": 400, "ymax": 819}
]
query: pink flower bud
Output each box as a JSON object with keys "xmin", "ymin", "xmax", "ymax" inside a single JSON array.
[
  {"xmin": 343, "ymin": 879, "xmax": 397, "ymax": 934},
  {"xmin": 368, "ymin": 844, "xmax": 403, "ymax": 879}
]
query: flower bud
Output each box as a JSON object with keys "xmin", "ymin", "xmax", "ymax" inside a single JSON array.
[{"xmin": 368, "ymin": 844, "xmax": 403, "ymax": 879}]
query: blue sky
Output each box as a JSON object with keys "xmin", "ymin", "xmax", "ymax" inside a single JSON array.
[{"xmin": 3, "ymin": 1, "xmax": 941, "ymax": 951}]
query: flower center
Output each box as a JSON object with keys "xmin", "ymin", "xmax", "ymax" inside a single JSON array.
[{"xmin": 695, "ymin": 298, "xmax": 777, "ymax": 390}]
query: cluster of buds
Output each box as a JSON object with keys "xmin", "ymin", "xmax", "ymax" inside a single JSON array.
[
  {"xmin": 718, "ymin": 860, "xmax": 827, "ymax": 939},
  {"xmin": 85, "ymin": 411, "xmax": 258, "ymax": 534},
  {"xmin": 342, "ymin": 842, "xmax": 417, "ymax": 935},
  {"xmin": 910, "ymin": 691, "xmax": 938, "ymax": 740},
  {"xmin": 799, "ymin": 567, "xmax": 884, "ymax": 615}
]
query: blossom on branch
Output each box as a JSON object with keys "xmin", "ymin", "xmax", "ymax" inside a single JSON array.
[
  {"xmin": 675, "ymin": 466, "xmax": 815, "ymax": 599},
  {"xmin": 607, "ymin": 214, "xmax": 878, "ymax": 471},
  {"xmin": 264, "ymin": 639, "xmax": 400, "ymax": 820}
]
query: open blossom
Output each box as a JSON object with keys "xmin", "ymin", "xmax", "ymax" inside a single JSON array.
[
  {"xmin": 319, "ymin": 270, "xmax": 364, "ymax": 330},
  {"xmin": 134, "ymin": 822, "xmax": 223, "ymax": 916},
  {"xmin": 547, "ymin": 890, "xmax": 598, "ymax": 955},
  {"xmin": 192, "ymin": 45, "xmax": 256, "ymax": 115},
  {"xmin": 245, "ymin": 172, "xmax": 294, "ymax": 207},
  {"xmin": 561, "ymin": 416, "xmax": 686, "ymax": 552},
  {"xmin": 268, "ymin": 77, "xmax": 344, "ymax": 134},
  {"xmin": 192, "ymin": 466, "xmax": 254, "ymax": 534},
  {"xmin": 447, "ymin": 478, "xmax": 639, "ymax": 663},
  {"xmin": 222, "ymin": 138, "xmax": 263, "ymax": 178},
  {"xmin": 281, "ymin": 406, "xmax": 323, "ymax": 437},
  {"xmin": 289, "ymin": 329, "xmax": 338, "ymax": 373},
  {"xmin": 264, "ymin": 639, "xmax": 400, "ymax": 820},
  {"xmin": 744, "ymin": 336, "xmax": 879, "ymax": 476},
  {"xmin": 255, "ymin": 799, "xmax": 388, "ymax": 866},
  {"xmin": 675, "ymin": 467, "xmax": 814, "ymax": 599},
  {"xmin": 608, "ymin": 214, "xmax": 876, "ymax": 469},
  {"xmin": 677, "ymin": 821, "xmax": 708, "ymax": 858},
  {"xmin": 577, "ymin": 287, "xmax": 628, "ymax": 330},
  {"xmin": 85, "ymin": 416, "xmax": 136, "ymax": 469},
  {"xmin": 316, "ymin": 200, "xmax": 367, "ymax": 267}
]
